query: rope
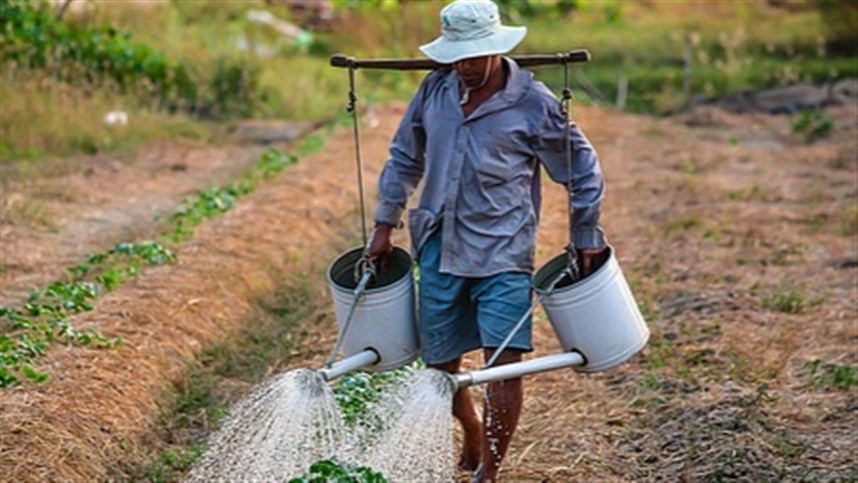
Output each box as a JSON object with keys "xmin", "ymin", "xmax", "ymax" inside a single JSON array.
[
  {"xmin": 347, "ymin": 66, "xmax": 370, "ymax": 249},
  {"xmin": 325, "ymin": 63, "xmax": 379, "ymax": 369},
  {"xmin": 481, "ymin": 55, "xmax": 584, "ymax": 369},
  {"xmin": 561, "ymin": 60, "xmax": 580, "ymax": 280}
]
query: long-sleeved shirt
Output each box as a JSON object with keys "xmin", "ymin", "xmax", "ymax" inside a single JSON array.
[{"xmin": 374, "ymin": 57, "xmax": 605, "ymax": 277}]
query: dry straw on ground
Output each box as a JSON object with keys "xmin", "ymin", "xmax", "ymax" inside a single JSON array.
[
  {"xmin": 0, "ymin": 109, "xmax": 401, "ymax": 482},
  {"xmin": 1, "ymin": 102, "xmax": 856, "ymax": 481}
]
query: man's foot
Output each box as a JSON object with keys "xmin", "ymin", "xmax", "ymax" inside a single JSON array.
[
  {"xmin": 471, "ymin": 463, "xmax": 494, "ymax": 483},
  {"xmin": 458, "ymin": 448, "xmax": 480, "ymax": 472},
  {"xmin": 458, "ymin": 428, "xmax": 481, "ymax": 471}
]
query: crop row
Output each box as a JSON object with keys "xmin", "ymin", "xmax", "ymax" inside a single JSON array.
[{"xmin": 0, "ymin": 124, "xmax": 340, "ymax": 387}]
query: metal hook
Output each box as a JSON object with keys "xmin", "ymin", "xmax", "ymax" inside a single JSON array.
[{"xmin": 354, "ymin": 251, "xmax": 377, "ymax": 284}]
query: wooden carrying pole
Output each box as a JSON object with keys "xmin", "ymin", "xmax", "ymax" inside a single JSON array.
[{"xmin": 330, "ymin": 50, "xmax": 591, "ymax": 70}]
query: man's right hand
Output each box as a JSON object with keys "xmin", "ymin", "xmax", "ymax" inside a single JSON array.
[{"xmin": 367, "ymin": 223, "xmax": 394, "ymax": 270}]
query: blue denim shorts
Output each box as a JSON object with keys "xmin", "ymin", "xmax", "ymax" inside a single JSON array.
[{"xmin": 418, "ymin": 230, "xmax": 534, "ymax": 365}]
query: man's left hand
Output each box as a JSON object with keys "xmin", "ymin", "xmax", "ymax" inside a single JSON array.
[{"xmin": 577, "ymin": 247, "xmax": 609, "ymax": 278}]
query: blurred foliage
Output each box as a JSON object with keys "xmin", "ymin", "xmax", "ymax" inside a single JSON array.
[
  {"xmin": 804, "ymin": 359, "xmax": 857, "ymax": 390},
  {"xmin": 0, "ymin": 71, "xmax": 210, "ymax": 162},
  {"xmin": 791, "ymin": 109, "xmax": 834, "ymax": 142},
  {"xmin": 2, "ymin": 0, "xmax": 857, "ymax": 161},
  {"xmin": 815, "ymin": 0, "xmax": 858, "ymax": 54},
  {"xmin": 496, "ymin": 0, "xmax": 579, "ymax": 21},
  {"xmin": 318, "ymin": 0, "xmax": 858, "ymax": 114},
  {"xmin": 0, "ymin": 0, "xmax": 267, "ymax": 119},
  {"xmin": 1, "ymin": 0, "xmax": 196, "ymax": 106},
  {"xmin": 332, "ymin": 0, "xmax": 401, "ymax": 12}
]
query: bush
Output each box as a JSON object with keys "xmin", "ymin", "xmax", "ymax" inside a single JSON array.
[
  {"xmin": 0, "ymin": 0, "xmax": 196, "ymax": 104},
  {"xmin": 816, "ymin": 0, "xmax": 858, "ymax": 55},
  {"xmin": 0, "ymin": 0, "xmax": 269, "ymax": 120}
]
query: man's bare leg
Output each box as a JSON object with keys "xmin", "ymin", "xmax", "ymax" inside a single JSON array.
[
  {"xmin": 429, "ymin": 357, "xmax": 483, "ymax": 471},
  {"xmin": 473, "ymin": 348, "xmax": 524, "ymax": 482}
]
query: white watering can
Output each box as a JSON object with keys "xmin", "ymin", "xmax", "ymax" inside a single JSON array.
[
  {"xmin": 320, "ymin": 246, "xmax": 419, "ymax": 381},
  {"xmin": 321, "ymin": 245, "xmax": 649, "ymax": 389}
]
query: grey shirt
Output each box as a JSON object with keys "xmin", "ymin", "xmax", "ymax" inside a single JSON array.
[{"xmin": 374, "ymin": 58, "xmax": 605, "ymax": 277}]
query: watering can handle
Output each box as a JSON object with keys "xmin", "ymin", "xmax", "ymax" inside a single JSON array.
[
  {"xmin": 564, "ymin": 243, "xmax": 581, "ymax": 281},
  {"xmin": 326, "ymin": 264, "xmax": 375, "ymax": 368},
  {"xmin": 355, "ymin": 251, "xmax": 376, "ymax": 283}
]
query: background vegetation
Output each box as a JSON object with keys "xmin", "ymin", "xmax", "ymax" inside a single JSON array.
[{"xmin": 1, "ymin": 0, "xmax": 856, "ymax": 161}]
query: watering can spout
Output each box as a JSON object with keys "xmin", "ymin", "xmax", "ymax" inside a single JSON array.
[
  {"xmin": 319, "ymin": 349, "xmax": 380, "ymax": 382},
  {"xmin": 447, "ymin": 351, "xmax": 586, "ymax": 390}
]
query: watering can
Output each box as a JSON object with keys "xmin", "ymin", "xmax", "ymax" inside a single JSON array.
[
  {"xmin": 320, "ymin": 245, "xmax": 649, "ymax": 388},
  {"xmin": 320, "ymin": 246, "xmax": 419, "ymax": 381}
]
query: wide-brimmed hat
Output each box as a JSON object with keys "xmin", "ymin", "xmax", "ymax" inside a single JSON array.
[{"xmin": 419, "ymin": 0, "xmax": 527, "ymax": 64}]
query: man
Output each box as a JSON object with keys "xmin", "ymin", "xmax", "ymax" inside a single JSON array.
[{"xmin": 367, "ymin": 0, "xmax": 607, "ymax": 480}]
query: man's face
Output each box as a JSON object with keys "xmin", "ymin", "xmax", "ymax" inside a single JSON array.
[{"xmin": 453, "ymin": 55, "xmax": 497, "ymax": 89}]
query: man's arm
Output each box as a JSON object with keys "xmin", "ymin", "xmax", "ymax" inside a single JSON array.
[
  {"xmin": 534, "ymin": 104, "xmax": 607, "ymax": 275},
  {"xmin": 368, "ymin": 84, "xmax": 429, "ymax": 263}
]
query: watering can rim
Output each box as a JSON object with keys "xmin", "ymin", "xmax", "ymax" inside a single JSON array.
[
  {"xmin": 532, "ymin": 245, "xmax": 616, "ymax": 295},
  {"xmin": 327, "ymin": 245, "xmax": 413, "ymax": 294}
]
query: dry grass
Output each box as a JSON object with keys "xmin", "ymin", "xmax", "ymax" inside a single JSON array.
[
  {"xmin": 0, "ymin": 72, "xmax": 210, "ymax": 163},
  {"xmin": 1, "ymin": 101, "xmax": 856, "ymax": 481},
  {"xmin": 0, "ymin": 141, "xmax": 264, "ymax": 304},
  {"xmin": 0, "ymin": 108, "xmax": 401, "ymax": 481},
  {"xmin": 493, "ymin": 104, "xmax": 858, "ymax": 481}
]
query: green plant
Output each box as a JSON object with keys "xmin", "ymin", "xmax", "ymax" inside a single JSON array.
[
  {"xmin": 288, "ymin": 459, "xmax": 387, "ymax": 483},
  {"xmin": 333, "ymin": 359, "xmax": 424, "ymax": 425},
  {"xmin": 727, "ymin": 185, "xmax": 767, "ymax": 202},
  {"xmin": 662, "ymin": 215, "xmax": 701, "ymax": 236},
  {"xmin": 804, "ymin": 359, "xmax": 857, "ymax": 390},
  {"xmin": 676, "ymin": 157, "xmax": 700, "ymax": 174},
  {"xmin": 0, "ymin": 283, "xmax": 123, "ymax": 386},
  {"xmin": 68, "ymin": 241, "xmax": 177, "ymax": 285},
  {"xmin": 760, "ymin": 285, "xmax": 807, "ymax": 314},
  {"xmin": 162, "ymin": 147, "xmax": 298, "ymax": 243},
  {"xmin": 138, "ymin": 447, "xmax": 203, "ymax": 483},
  {"xmin": 839, "ymin": 203, "xmax": 858, "ymax": 237},
  {"xmin": 791, "ymin": 109, "xmax": 834, "ymax": 142}
]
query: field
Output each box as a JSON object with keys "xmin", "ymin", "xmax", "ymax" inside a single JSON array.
[
  {"xmin": 1, "ymin": 1, "xmax": 856, "ymax": 481},
  {"xmin": 2, "ymin": 100, "xmax": 855, "ymax": 480}
]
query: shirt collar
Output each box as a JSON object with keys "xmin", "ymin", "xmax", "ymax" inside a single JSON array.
[
  {"xmin": 442, "ymin": 56, "xmax": 531, "ymax": 111},
  {"xmin": 499, "ymin": 56, "xmax": 529, "ymax": 104}
]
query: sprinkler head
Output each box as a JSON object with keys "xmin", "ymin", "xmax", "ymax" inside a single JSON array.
[
  {"xmin": 295, "ymin": 369, "xmax": 328, "ymax": 397},
  {"xmin": 443, "ymin": 371, "xmax": 472, "ymax": 391}
]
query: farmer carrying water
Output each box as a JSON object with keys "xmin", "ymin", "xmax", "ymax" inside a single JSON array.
[{"xmin": 368, "ymin": 0, "xmax": 608, "ymax": 480}]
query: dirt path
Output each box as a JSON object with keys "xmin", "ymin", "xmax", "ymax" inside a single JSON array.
[
  {"xmin": 0, "ymin": 102, "xmax": 855, "ymax": 481},
  {"xmin": 0, "ymin": 140, "xmax": 271, "ymax": 304}
]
